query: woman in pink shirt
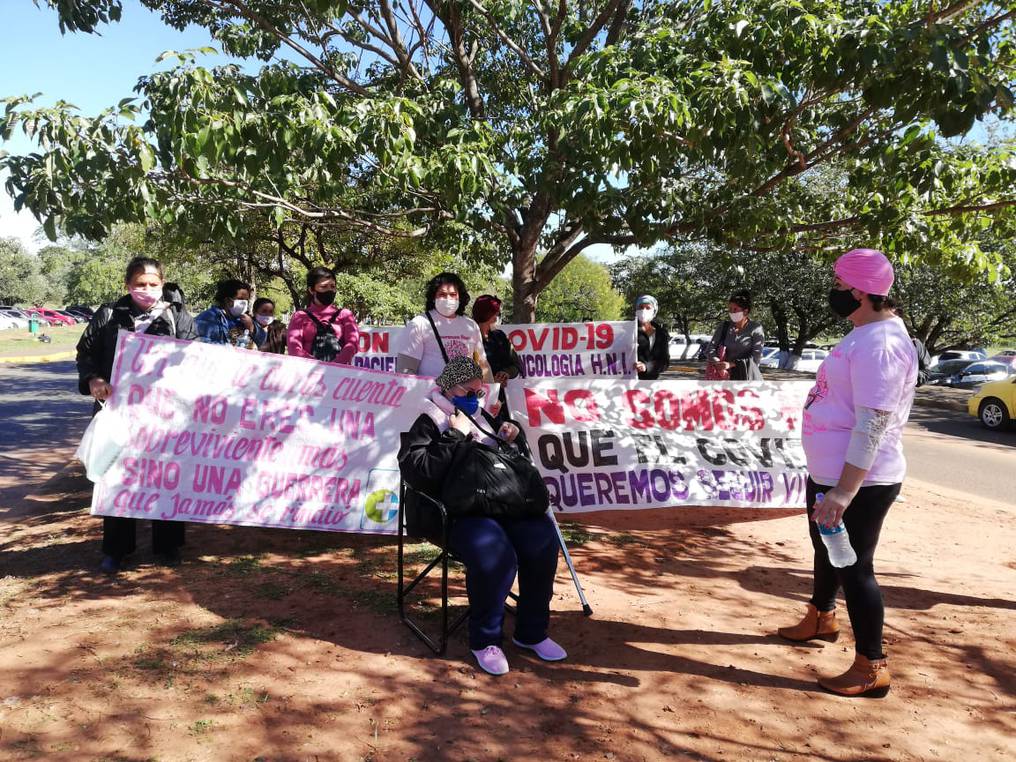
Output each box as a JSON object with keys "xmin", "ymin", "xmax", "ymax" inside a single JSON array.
[
  {"xmin": 287, "ymin": 266, "xmax": 359, "ymax": 364},
  {"xmin": 777, "ymin": 248, "xmax": 917, "ymax": 698}
]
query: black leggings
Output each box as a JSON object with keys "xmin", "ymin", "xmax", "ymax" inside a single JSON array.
[{"xmin": 806, "ymin": 478, "xmax": 900, "ymax": 660}]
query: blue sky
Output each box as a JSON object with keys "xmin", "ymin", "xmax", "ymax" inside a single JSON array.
[{"xmin": 0, "ymin": 1, "xmax": 229, "ymax": 250}]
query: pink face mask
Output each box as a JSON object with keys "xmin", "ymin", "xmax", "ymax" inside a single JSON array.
[{"xmin": 130, "ymin": 287, "xmax": 162, "ymax": 310}]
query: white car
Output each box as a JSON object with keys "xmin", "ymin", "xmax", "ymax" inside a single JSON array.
[
  {"xmin": 0, "ymin": 309, "xmax": 29, "ymax": 328},
  {"xmin": 930, "ymin": 350, "xmax": 987, "ymax": 367},
  {"xmin": 0, "ymin": 314, "xmax": 16, "ymax": 330},
  {"xmin": 794, "ymin": 349, "xmax": 829, "ymax": 373}
]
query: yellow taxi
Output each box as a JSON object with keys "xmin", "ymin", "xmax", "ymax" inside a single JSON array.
[{"xmin": 968, "ymin": 376, "xmax": 1016, "ymax": 430}]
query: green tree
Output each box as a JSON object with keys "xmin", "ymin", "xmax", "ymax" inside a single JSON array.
[
  {"xmin": 537, "ymin": 254, "xmax": 624, "ymax": 323},
  {"xmin": 0, "ymin": 237, "xmax": 47, "ymax": 305},
  {"xmin": 4, "ymin": 1, "xmax": 1016, "ymax": 321}
]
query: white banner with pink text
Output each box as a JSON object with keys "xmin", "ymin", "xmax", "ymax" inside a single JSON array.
[
  {"xmin": 89, "ymin": 331, "xmax": 437, "ymax": 534},
  {"xmin": 507, "ymin": 379, "xmax": 813, "ymax": 511}
]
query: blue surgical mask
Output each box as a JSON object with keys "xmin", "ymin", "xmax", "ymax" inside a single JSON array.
[{"xmin": 451, "ymin": 394, "xmax": 480, "ymax": 416}]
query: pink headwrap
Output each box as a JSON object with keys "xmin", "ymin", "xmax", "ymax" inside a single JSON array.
[{"xmin": 834, "ymin": 248, "xmax": 894, "ymax": 296}]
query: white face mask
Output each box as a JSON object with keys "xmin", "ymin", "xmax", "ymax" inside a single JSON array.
[
  {"xmin": 729, "ymin": 311, "xmax": 745, "ymax": 323},
  {"xmin": 255, "ymin": 313, "xmax": 274, "ymax": 326},
  {"xmin": 435, "ymin": 297, "xmax": 459, "ymax": 317},
  {"xmin": 229, "ymin": 299, "xmax": 249, "ymax": 317},
  {"xmin": 637, "ymin": 307, "xmax": 656, "ymax": 324}
]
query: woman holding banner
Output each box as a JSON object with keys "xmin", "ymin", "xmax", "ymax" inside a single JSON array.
[
  {"xmin": 777, "ymin": 248, "xmax": 917, "ymax": 697},
  {"xmin": 398, "ymin": 357, "xmax": 565, "ymax": 676},
  {"xmin": 396, "ymin": 272, "xmax": 492, "ymax": 380},
  {"xmin": 76, "ymin": 256, "xmax": 197, "ymax": 574},
  {"xmin": 634, "ymin": 294, "xmax": 670, "ymax": 380},
  {"xmin": 287, "ymin": 266, "xmax": 360, "ymax": 363},
  {"xmin": 473, "ymin": 294, "xmax": 520, "ymax": 419}
]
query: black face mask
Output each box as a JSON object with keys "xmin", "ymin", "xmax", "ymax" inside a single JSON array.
[
  {"xmin": 828, "ymin": 287, "xmax": 862, "ymax": 318},
  {"xmin": 314, "ymin": 290, "xmax": 337, "ymax": 306}
]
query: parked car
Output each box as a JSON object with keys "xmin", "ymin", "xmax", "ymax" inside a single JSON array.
[
  {"xmin": 940, "ymin": 361, "xmax": 1012, "ymax": 389},
  {"xmin": 0, "ymin": 314, "xmax": 16, "ymax": 330},
  {"xmin": 796, "ymin": 348, "xmax": 830, "ymax": 373},
  {"xmin": 930, "ymin": 349, "xmax": 987, "ymax": 367},
  {"xmin": 987, "ymin": 351, "xmax": 1016, "ymax": 370},
  {"xmin": 26, "ymin": 307, "xmax": 76, "ymax": 326},
  {"xmin": 53, "ymin": 309, "xmax": 86, "ymax": 323},
  {"xmin": 65, "ymin": 305, "xmax": 95, "ymax": 318},
  {"xmin": 761, "ymin": 346, "xmax": 780, "ymax": 364},
  {"xmin": 968, "ymin": 376, "xmax": 1016, "ymax": 430},
  {"xmin": 927, "ymin": 359, "xmax": 976, "ymax": 384},
  {"xmin": 64, "ymin": 308, "xmax": 93, "ymax": 321},
  {"xmin": 0, "ymin": 309, "xmax": 30, "ymax": 328}
]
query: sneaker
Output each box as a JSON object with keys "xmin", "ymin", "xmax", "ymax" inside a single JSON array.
[
  {"xmin": 99, "ymin": 555, "xmax": 121, "ymax": 575},
  {"xmin": 471, "ymin": 645, "xmax": 510, "ymax": 676},
  {"xmin": 512, "ymin": 637, "xmax": 567, "ymax": 662}
]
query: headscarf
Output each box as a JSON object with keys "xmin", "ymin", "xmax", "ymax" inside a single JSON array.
[
  {"xmin": 834, "ymin": 248, "xmax": 894, "ymax": 296},
  {"xmin": 435, "ymin": 356, "xmax": 483, "ymax": 392},
  {"xmin": 635, "ymin": 294, "xmax": 658, "ymax": 311}
]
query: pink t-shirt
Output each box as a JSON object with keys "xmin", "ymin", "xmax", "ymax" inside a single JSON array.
[{"xmin": 802, "ymin": 317, "xmax": 917, "ymax": 485}]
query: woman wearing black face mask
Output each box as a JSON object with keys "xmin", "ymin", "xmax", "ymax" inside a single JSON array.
[
  {"xmin": 778, "ymin": 248, "xmax": 918, "ymax": 698},
  {"xmin": 287, "ymin": 266, "xmax": 360, "ymax": 363}
]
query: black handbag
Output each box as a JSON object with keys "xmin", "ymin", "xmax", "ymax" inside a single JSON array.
[{"xmin": 440, "ymin": 415, "xmax": 549, "ymax": 520}]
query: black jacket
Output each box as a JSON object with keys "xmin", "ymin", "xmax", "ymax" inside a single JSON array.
[
  {"xmin": 76, "ymin": 295, "xmax": 197, "ymax": 395},
  {"xmin": 482, "ymin": 329, "xmax": 521, "ymax": 378},
  {"xmin": 636, "ymin": 321, "xmax": 670, "ymax": 379}
]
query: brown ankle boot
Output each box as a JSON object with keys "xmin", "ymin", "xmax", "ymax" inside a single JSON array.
[
  {"xmin": 818, "ymin": 653, "xmax": 891, "ymax": 697},
  {"xmin": 777, "ymin": 604, "xmax": 839, "ymax": 642}
]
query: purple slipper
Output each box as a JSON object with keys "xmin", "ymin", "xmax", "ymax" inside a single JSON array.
[
  {"xmin": 512, "ymin": 637, "xmax": 567, "ymax": 662},
  {"xmin": 471, "ymin": 645, "xmax": 509, "ymax": 675}
]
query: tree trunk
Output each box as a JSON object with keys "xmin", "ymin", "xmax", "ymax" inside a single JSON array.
[{"xmin": 511, "ymin": 238, "xmax": 540, "ymax": 322}]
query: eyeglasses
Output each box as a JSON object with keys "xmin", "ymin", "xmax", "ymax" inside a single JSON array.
[{"xmin": 454, "ymin": 388, "xmax": 485, "ymax": 399}]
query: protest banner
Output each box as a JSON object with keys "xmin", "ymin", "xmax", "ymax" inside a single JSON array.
[
  {"xmin": 506, "ymin": 378, "xmax": 813, "ymax": 511},
  {"xmin": 89, "ymin": 332, "xmax": 434, "ymax": 534},
  {"xmin": 354, "ymin": 320, "xmax": 637, "ymax": 379}
]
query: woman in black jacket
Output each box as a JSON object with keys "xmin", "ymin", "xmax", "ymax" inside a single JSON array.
[
  {"xmin": 705, "ymin": 290, "xmax": 765, "ymax": 381},
  {"xmin": 635, "ymin": 295, "xmax": 670, "ymax": 380},
  {"xmin": 472, "ymin": 294, "xmax": 520, "ymax": 421},
  {"xmin": 398, "ymin": 356, "xmax": 566, "ymax": 677},
  {"xmin": 76, "ymin": 256, "xmax": 197, "ymax": 574}
]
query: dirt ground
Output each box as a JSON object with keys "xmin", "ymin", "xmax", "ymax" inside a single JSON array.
[{"xmin": 1, "ymin": 441, "xmax": 1013, "ymax": 762}]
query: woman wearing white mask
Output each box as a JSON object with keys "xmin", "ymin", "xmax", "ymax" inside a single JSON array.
[
  {"xmin": 635, "ymin": 294, "xmax": 670, "ymax": 380},
  {"xmin": 396, "ymin": 272, "xmax": 492, "ymax": 381},
  {"xmin": 253, "ymin": 297, "xmax": 287, "ymax": 354},
  {"xmin": 194, "ymin": 278, "xmax": 265, "ymax": 347},
  {"xmin": 705, "ymin": 290, "xmax": 765, "ymax": 381},
  {"xmin": 75, "ymin": 256, "xmax": 197, "ymax": 573}
]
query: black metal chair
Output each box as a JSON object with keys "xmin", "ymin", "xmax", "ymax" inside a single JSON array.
[{"xmin": 396, "ymin": 482, "xmax": 517, "ymax": 655}]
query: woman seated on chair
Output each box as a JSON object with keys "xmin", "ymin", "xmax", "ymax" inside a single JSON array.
[{"xmin": 398, "ymin": 356, "xmax": 567, "ymax": 676}]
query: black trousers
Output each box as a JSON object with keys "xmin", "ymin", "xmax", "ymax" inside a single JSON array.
[
  {"xmin": 806, "ymin": 478, "xmax": 900, "ymax": 660},
  {"xmin": 102, "ymin": 517, "xmax": 185, "ymax": 559}
]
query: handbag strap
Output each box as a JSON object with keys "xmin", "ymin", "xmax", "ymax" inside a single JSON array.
[
  {"xmin": 425, "ymin": 310, "xmax": 450, "ymax": 363},
  {"xmin": 304, "ymin": 308, "xmax": 340, "ymax": 329}
]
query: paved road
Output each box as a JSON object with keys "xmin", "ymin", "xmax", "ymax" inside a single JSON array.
[
  {"xmin": 0, "ymin": 362, "xmax": 1013, "ymax": 501},
  {"xmin": 903, "ymin": 405, "xmax": 1015, "ymax": 504}
]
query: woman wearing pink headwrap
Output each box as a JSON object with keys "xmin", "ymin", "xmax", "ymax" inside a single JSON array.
[{"xmin": 777, "ymin": 248, "xmax": 917, "ymax": 697}]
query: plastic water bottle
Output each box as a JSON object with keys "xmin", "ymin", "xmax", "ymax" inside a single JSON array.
[
  {"xmin": 239, "ymin": 329, "xmax": 251, "ymax": 349},
  {"xmin": 815, "ymin": 493, "xmax": 857, "ymax": 568}
]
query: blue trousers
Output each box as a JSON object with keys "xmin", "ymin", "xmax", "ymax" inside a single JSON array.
[{"xmin": 448, "ymin": 515, "xmax": 559, "ymax": 650}]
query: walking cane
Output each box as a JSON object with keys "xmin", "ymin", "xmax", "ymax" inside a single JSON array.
[
  {"xmin": 476, "ymin": 405, "xmax": 594, "ymax": 616},
  {"xmin": 546, "ymin": 507, "xmax": 593, "ymax": 616}
]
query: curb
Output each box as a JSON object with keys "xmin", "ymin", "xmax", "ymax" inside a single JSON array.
[{"xmin": 0, "ymin": 350, "xmax": 76, "ymax": 365}]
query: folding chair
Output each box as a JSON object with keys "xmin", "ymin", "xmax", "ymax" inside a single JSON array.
[
  {"xmin": 396, "ymin": 482, "xmax": 472, "ymax": 655},
  {"xmin": 396, "ymin": 482, "xmax": 591, "ymax": 655}
]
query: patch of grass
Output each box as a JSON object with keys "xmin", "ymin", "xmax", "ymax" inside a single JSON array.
[
  {"xmin": 237, "ymin": 686, "xmax": 271, "ymax": 707},
  {"xmin": 188, "ymin": 719, "xmax": 214, "ymax": 737},
  {"xmin": 225, "ymin": 554, "xmax": 264, "ymax": 576},
  {"xmin": 401, "ymin": 542, "xmax": 441, "ymax": 566},
  {"xmin": 559, "ymin": 524, "xmax": 595, "ymax": 546},
  {"xmin": 605, "ymin": 532, "xmax": 644, "ymax": 547},
  {"xmin": 303, "ymin": 570, "xmax": 341, "ymax": 594},
  {"xmin": 133, "ymin": 646, "xmax": 169, "ymax": 672},
  {"xmin": 349, "ymin": 587, "xmax": 393, "ymax": 614},
  {"xmin": 171, "ymin": 619, "xmax": 279, "ymax": 657},
  {"xmin": 0, "ymin": 324, "xmax": 83, "ymax": 356},
  {"xmin": 255, "ymin": 579, "xmax": 291, "ymax": 600}
]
